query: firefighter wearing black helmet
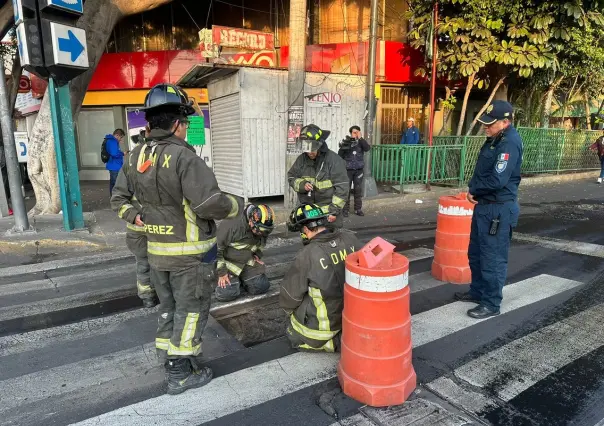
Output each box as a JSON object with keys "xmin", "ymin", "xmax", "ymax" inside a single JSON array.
[
  {"xmin": 111, "ymin": 83, "xmax": 241, "ymax": 395},
  {"xmin": 214, "ymin": 204, "xmax": 275, "ymax": 302},
  {"xmin": 279, "ymin": 203, "xmax": 361, "ymax": 352},
  {"xmin": 287, "ymin": 124, "xmax": 349, "ymax": 229}
]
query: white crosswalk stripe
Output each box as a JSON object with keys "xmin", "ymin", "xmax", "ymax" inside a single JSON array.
[
  {"xmin": 69, "ymin": 274, "xmax": 584, "ymax": 426},
  {"xmin": 427, "ymin": 302, "xmax": 604, "ymax": 415}
]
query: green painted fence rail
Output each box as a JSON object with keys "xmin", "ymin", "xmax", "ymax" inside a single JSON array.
[{"xmin": 372, "ymin": 127, "xmax": 601, "ymax": 185}]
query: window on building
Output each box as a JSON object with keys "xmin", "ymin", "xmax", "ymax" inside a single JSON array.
[{"xmin": 77, "ymin": 109, "xmax": 116, "ymax": 168}]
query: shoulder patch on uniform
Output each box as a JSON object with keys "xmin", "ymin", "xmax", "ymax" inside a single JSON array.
[
  {"xmin": 499, "ymin": 153, "xmax": 509, "ymax": 161},
  {"xmin": 496, "ymin": 160, "xmax": 508, "ymax": 174},
  {"xmin": 330, "ymin": 240, "xmax": 337, "ymax": 248}
]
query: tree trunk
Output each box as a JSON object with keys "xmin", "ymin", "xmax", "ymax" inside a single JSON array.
[
  {"xmin": 456, "ymin": 73, "xmax": 475, "ymax": 137},
  {"xmin": 27, "ymin": 0, "xmax": 173, "ymax": 215},
  {"xmin": 560, "ymin": 77, "xmax": 579, "ymax": 129},
  {"xmin": 465, "ymin": 76, "xmax": 506, "ymax": 136},
  {"xmin": 0, "ymin": 2, "xmax": 14, "ymax": 40},
  {"xmin": 541, "ymin": 75, "xmax": 564, "ymax": 128},
  {"xmin": 585, "ymin": 93, "xmax": 592, "ymax": 130}
]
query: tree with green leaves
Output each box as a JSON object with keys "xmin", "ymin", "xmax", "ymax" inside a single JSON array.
[{"xmin": 407, "ymin": 0, "xmax": 604, "ymax": 134}]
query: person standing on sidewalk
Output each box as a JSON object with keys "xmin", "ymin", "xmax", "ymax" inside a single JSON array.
[
  {"xmin": 589, "ymin": 129, "xmax": 604, "ymax": 183},
  {"xmin": 105, "ymin": 129, "xmax": 125, "ymax": 195},
  {"xmin": 400, "ymin": 118, "xmax": 420, "ymax": 145},
  {"xmin": 338, "ymin": 125, "xmax": 371, "ymax": 217},
  {"xmin": 454, "ymin": 101, "xmax": 522, "ymax": 319},
  {"xmin": 111, "ymin": 83, "xmax": 241, "ymax": 395}
]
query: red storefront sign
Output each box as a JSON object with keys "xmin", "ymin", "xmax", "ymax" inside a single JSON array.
[{"xmin": 212, "ymin": 26, "xmax": 274, "ymax": 51}]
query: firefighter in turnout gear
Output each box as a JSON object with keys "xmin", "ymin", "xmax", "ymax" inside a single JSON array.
[
  {"xmin": 215, "ymin": 204, "xmax": 275, "ymax": 302},
  {"xmin": 287, "ymin": 124, "xmax": 349, "ymax": 229},
  {"xmin": 111, "ymin": 83, "xmax": 241, "ymax": 395},
  {"xmin": 280, "ymin": 204, "xmax": 361, "ymax": 352},
  {"xmin": 121, "ymin": 127, "xmax": 157, "ymax": 309}
]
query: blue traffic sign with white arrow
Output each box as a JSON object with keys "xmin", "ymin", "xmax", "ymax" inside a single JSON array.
[
  {"xmin": 49, "ymin": 22, "xmax": 89, "ymax": 68},
  {"xmin": 43, "ymin": 0, "xmax": 84, "ymax": 15},
  {"xmin": 58, "ymin": 30, "xmax": 84, "ymax": 62}
]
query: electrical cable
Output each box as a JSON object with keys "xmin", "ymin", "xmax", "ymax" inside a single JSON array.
[{"xmin": 181, "ymin": 2, "xmax": 201, "ymax": 30}]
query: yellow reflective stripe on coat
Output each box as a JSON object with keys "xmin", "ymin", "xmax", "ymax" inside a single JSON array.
[
  {"xmin": 183, "ymin": 199, "xmax": 200, "ymax": 242},
  {"xmin": 148, "ymin": 238, "xmax": 216, "ymax": 256},
  {"xmin": 309, "ymin": 287, "xmax": 331, "ymax": 333},
  {"xmin": 315, "ymin": 180, "xmax": 333, "ymax": 190},
  {"xmin": 118, "ymin": 204, "xmax": 133, "ymax": 219},
  {"xmin": 225, "ymin": 261, "xmax": 243, "ymax": 276},
  {"xmin": 290, "ymin": 314, "xmax": 339, "ymax": 341},
  {"xmin": 332, "ymin": 195, "xmax": 346, "ymax": 208},
  {"xmin": 293, "ymin": 178, "xmax": 308, "ymax": 192},
  {"xmin": 226, "ymin": 195, "xmax": 240, "ymax": 219},
  {"xmin": 168, "ymin": 312, "xmax": 201, "ymax": 356},
  {"xmin": 127, "ymin": 223, "xmax": 145, "ymax": 232},
  {"xmin": 320, "ymin": 205, "xmax": 330, "ymax": 214},
  {"xmin": 156, "ymin": 338, "xmax": 170, "ymax": 351},
  {"xmin": 230, "ymin": 242, "xmax": 251, "ymax": 250}
]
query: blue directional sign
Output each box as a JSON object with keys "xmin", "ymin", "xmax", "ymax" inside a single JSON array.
[
  {"xmin": 49, "ymin": 22, "xmax": 88, "ymax": 68},
  {"xmin": 40, "ymin": 0, "xmax": 84, "ymax": 15}
]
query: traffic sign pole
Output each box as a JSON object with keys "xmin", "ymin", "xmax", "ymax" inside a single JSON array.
[{"xmin": 48, "ymin": 77, "xmax": 84, "ymax": 231}]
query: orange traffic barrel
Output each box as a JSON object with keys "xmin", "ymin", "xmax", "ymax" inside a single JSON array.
[
  {"xmin": 338, "ymin": 237, "xmax": 416, "ymax": 407},
  {"xmin": 431, "ymin": 193, "xmax": 475, "ymax": 284}
]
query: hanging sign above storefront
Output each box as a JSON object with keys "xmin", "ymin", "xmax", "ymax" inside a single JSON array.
[{"xmin": 212, "ymin": 26, "xmax": 274, "ymax": 51}]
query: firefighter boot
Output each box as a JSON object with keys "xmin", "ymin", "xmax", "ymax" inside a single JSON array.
[
  {"xmin": 142, "ymin": 296, "xmax": 158, "ymax": 308},
  {"xmin": 165, "ymin": 358, "xmax": 213, "ymax": 395}
]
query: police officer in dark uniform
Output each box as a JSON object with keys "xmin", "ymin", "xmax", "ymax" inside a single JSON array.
[
  {"xmin": 454, "ymin": 101, "xmax": 522, "ymax": 319},
  {"xmin": 338, "ymin": 125, "xmax": 371, "ymax": 217}
]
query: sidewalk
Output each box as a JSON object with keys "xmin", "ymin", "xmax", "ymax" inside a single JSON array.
[{"xmin": 0, "ymin": 171, "xmax": 599, "ymax": 269}]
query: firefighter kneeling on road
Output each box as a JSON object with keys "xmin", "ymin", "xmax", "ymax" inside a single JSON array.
[
  {"xmin": 215, "ymin": 204, "xmax": 275, "ymax": 302},
  {"xmin": 279, "ymin": 203, "xmax": 361, "ymax": 352},
  {"xmin": 287, "ymin": 124, "xmax": 349, "ymax": 229},
  {"xmin": 111, "ymin": 83, "xmax": 241, "ymax": 395}
]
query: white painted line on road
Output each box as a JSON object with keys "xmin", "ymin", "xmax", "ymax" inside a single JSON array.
[
  {"xmin": 0, "ymin": 343, "xmax": 157, "ymax": 414},
  {"xmin": 69, "ymin": 274, "xmax": 580, "ymax": 426},
  {"xmin": 412, "ymin": 274, "xmax": 582, "ymax": 347},
  {"xmin": 513, "ymin": 233, "xmax": 604, "ymax": 258},
  {"xmin": 427, "ymin": 301, "xmax": 604, "ymax": 415},
  {"xmin": 71, "ymin": 352, "xmax": 340, "ymax": 426},
  {"xmin": 403, "ymin": 247, "xmax": 434, "ymax": 262},
  {"xmin": 0, "ymin": 249, "xmax": 133, "ymax": 278}
]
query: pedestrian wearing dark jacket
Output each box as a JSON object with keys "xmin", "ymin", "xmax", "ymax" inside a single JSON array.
[
  {"xmin": 106, "ymin": 129, "xmax": 125, "ymax": 195},
  {"xmin": 338, "ymin": 125, "xmax": 371, "ymax": 217},
  {"xmin": 589, "ymin": 130, "xmax": 604, "ymax": 183}
]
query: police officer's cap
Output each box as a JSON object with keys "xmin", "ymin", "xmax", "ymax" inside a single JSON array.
[
  {"xmin": 478, "ymin": 100, "xmax": 514, "ymax": 125},
  {"xmin": 141, "ymin": 83, "xmax": 196, "ymax": 117}
]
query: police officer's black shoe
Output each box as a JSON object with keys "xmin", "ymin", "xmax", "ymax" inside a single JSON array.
[
  {"xmin": 343, "ymin": 210, "xmax": 349, "ymax": 217},
  {"xmin": 142, "ymin": 296, "xmax": 158, "ymax": 308},
  {"xmin": 467, "ymin": 305, "xmax": 500, "ymax": 319},
  {"xmin": 355, "ymin": 210, "xmax": 365, "ymax": 217},
  {"xmin": 166, "ymin": 358, "xmax": 213, "ymax": 395},
  {"xmin": 454, "ymin": 292, "xmax": 480, "ymax": 303}
]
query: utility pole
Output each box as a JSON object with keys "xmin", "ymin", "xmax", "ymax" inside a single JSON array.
[
  {"xmin": 362, "ymin": 0, "xmax": 379, "ymax": 198},
  {"xmin": 426, "ymin": 2, "xmax": 438, "ymax": 188},
  {"xmin": 0, "ymin": 57, "xmax": 30, "ymax": 232},
  {"xmin": 284, "ymin": 0, "xmax": 307, "ymax": 210}
]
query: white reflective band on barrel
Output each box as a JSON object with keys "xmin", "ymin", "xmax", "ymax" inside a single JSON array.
[
  {"xmin": 438, "ymin": 204, "xmax": 473, "ymax": 216},
  {"xmin": 345, "ymin": 269, "xmax": 409, "ymax": 293}
]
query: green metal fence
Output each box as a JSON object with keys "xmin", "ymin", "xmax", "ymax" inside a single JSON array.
[
  {"xmin": 372, "ymin": 127, "xmax": 601, "ymax": 186},
  {"xmin": 372, "ymin": 144, "xmax": 467, "ymax": 186}
]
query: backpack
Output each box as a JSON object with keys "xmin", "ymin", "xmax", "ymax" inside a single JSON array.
[{"xmin": 101, "ymin": 138, "xmax": 109, "ymax": 163}]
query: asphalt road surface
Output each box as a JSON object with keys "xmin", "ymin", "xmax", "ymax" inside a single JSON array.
[{"xmin": 2, "ymin": 179, "xmax": 604, "ymax": 426}]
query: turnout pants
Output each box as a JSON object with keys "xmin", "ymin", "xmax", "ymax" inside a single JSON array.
[
  {"xmin": 152, "ymin": 263, "xmax": 215, "ymax": 361},
  {"xmin": 344, "ymin": 169, "xmax": 363, "ymax": 213},
  {"xmin": 125, "ymin": 233, "xmax": 154, "ymax": 300},
  {"xmin": 468, "ymin": 202, "xmax": 520, "ymax": 311},
  {"xmin": 214, "ymin": 263, "xmax": 271, "ymax": 302},
  {"xmin": 286, "ymin": 321, "xmax": 340, "ymax": 353}
]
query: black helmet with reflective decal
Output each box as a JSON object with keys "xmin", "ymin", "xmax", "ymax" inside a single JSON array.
[{"xmin": 141, "ymin": 83, "xmax": 195, "ymax": 117}]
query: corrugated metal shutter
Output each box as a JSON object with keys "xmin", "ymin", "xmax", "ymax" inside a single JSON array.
[{"xmin": 210, "ymin": 93, "xmax": 244, "ymax": 197}]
